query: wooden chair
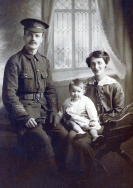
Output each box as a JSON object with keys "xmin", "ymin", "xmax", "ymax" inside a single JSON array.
[{"xmin": 94, "ymin": 103, "xmax": 133, "ymax": 168}]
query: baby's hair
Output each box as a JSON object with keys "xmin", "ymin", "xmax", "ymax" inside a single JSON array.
[
  {"xmin": 86, "ymin": 50, "xmax": 110, "ymax": 68},
  {"xmin": 69, "ymin": 79, "xmax": 85, "ymax": 91}
]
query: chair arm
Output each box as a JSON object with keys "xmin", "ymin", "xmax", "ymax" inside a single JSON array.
[
  {"xmin": 103, "ymin": 103, "xmax": 133, "ymax": 123},
  {"xmin": 101, "ymin": 103, "xmax": 133, "ymax": 139}
]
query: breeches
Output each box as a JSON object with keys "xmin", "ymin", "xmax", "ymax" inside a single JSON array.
[{"xmin": 20, "ymin": 122, "xmax": 68, "ymax": 161}]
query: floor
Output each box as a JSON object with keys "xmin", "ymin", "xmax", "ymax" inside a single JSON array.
[{"xmin": 0, "ymin": 137, "xmax": 133, "ymax": 188}]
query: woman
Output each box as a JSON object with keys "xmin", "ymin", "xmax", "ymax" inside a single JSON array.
[
  {"xmin": 85, "ymin": 50, "xmax": 124, "ymax": 122},
  {"xmin": 65, "ymin": 50, "xmax": 124, "ymax": 182}
]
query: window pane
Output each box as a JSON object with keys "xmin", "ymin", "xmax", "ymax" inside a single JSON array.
[
  {"xmin": 91, "ymin": 11, "xmax": 102, "ymax": 51},
  {"xmin": 54, "ymin": 12, "xmax": 72, "ymax": 69},
  {"xmin": 55, "ymin": 0, "xmax": 72, "ymax": 9},
  {"xmin": 91, "ymin": 0, "xmax": 103, "ymax": 51},
  {"xmin": 74, "ymin": 0, "xmax": 89, "ymax": 10},
  {"xmin": 75, "ymin": 12, "xmax": 89, "ymax": 67}
]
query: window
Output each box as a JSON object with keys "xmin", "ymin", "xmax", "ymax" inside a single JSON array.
[{"xmin": 53, "ymin": 0, "xmax": 102, "ymax": 70}]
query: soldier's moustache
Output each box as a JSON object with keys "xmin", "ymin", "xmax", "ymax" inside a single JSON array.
[{"xmin": 29, "ymin": 41, "xmax": 37, "ymax": 44}]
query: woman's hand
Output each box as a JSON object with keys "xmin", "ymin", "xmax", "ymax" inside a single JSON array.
[
  {"xmin": 89, "ymin": 122, "xmax": 96, "ymax": 127},
  {"xmin": 90, "ymin": 121, "xmax": 100, "ymax": 127}
]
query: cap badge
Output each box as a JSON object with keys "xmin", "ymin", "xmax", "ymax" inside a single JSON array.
[{"xmin": 33, "ymin": 22, "xmax": 37, "ymax": 27}]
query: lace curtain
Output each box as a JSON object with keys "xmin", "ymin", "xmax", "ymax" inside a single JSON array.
[{"xmin": 96, "ymin": 0, "xmax": 126, "ymax": 79}]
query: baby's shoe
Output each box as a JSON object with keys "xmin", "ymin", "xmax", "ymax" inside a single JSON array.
[{"xmin": 91, "ymin": 135, "xmax": 104, "ymax": 147}]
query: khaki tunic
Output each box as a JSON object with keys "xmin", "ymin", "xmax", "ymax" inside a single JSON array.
[{"xmin": 2, "ymin": 47, "xmax": 58, "ymax": 132}]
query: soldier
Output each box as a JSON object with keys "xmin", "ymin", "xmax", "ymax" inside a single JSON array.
[{"xmin": 2, "ymin": 18, "xmax": 68, "ymax": 182}]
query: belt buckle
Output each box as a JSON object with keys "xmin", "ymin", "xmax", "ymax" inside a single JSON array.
[{"xmin": 35, "ymin": 93, "xmax": 40, "ymax": 100}]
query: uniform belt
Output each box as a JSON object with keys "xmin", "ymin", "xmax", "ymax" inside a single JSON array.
[{"xmin": 19, "ymin": 93, "xmax": 44, "ymax": 100}]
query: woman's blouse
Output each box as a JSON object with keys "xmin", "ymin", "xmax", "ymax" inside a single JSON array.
[{"xmin": 85, "ymin": 75, "xmax": 124, "ymax": 118}]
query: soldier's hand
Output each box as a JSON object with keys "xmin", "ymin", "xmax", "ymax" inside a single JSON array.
[
  {"xmin": 25, "ymin": 118, "xmax": 38, "ymax": 128},
  {"xmin": 49, "ymin": 112, "xmax": 61, "ymax": 127}
]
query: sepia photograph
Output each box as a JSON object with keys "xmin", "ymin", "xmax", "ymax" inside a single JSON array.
[{"xmin": 0, "ymin": 0, "xmax": 133, "ymax": 187}]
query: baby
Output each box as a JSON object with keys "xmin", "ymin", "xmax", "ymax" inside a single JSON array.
[{"xmin": 59, "ymin": 79, "xmax": 103, "ymax": 141}]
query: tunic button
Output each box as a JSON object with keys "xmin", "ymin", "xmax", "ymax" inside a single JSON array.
[{"xmin": 37, "ymin": 70, "xmax": 39, "ymax": 72}]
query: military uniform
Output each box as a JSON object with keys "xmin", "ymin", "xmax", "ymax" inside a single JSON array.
[
  {"xmin": 3, "ymin": 47, "xmax": 57, "ymax": 129},
  {"xmin": 2, "ymin": 19, "xmax": 68, "ymax": 172}
]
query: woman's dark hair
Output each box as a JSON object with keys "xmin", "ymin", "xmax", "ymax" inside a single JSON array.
[{"xmin": 86, "ymin": 50, "xmax": 110, "ymax": 68}]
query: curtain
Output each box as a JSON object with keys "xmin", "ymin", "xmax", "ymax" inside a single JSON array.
[
  {"xmin": 97, "ymin": 0, "xmax": 133, "ymax": 103},
  {"xmin": 96, "ymin": 0, "xmax": 127, "ymax": 79},
  {"xmin": 42, "ymin": 0, "xmax": 55, "ymax": 63}
]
